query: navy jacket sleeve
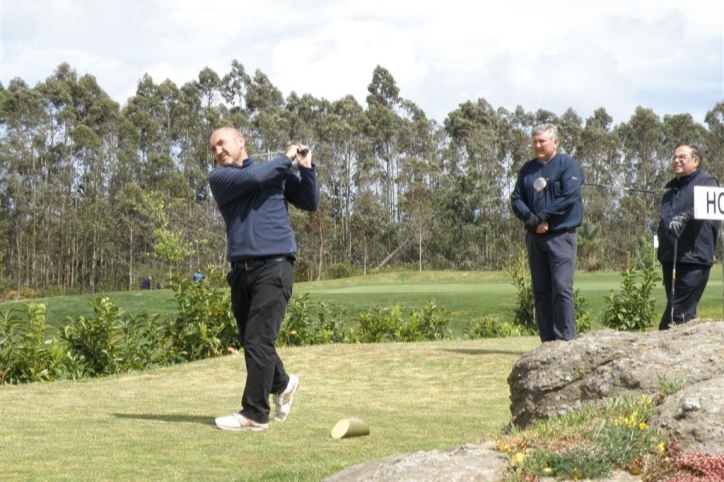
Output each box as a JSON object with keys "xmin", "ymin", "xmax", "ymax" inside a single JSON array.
[
  {"xmin": 511, "ymin": 163, "xmax": 533, "ymax": 222},
  {"xmin": 209, "ymin": 157, "xmax": 291, "ymax": 208},
  {"xmin": 285, "ymin": 164, "xmax": 320, "ymax": 212}
]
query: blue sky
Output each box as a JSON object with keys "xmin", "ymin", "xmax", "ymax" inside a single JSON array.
[{"xmin": 2, "ymin": 0, "xmax": 722, "ymax": 126}]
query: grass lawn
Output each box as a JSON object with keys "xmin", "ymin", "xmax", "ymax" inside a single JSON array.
[
  {"xmin": 2, "ymin": 270, "xmax": 724, "ymax": 480},
  {"xmin": 0, "ymin": 337, "xmax": 540, "ymax": 481},
  {"xmin": 2, "ymin": 269, "xmax": 724, "ymax": 336}
]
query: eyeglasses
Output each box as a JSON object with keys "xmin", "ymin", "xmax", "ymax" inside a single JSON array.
[{"xmin": 672, "ymin": 154, "xmax": 692, "ymax": 162}]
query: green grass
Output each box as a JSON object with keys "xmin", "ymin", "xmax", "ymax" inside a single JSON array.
[
  {"xmin": 0, "ymin": 337, "xmax": 540, "ymax": 481},
  {"xmin": 3, "ymin": 268, "xmax": 724, "ymax": 336},
  {"xmin": 3, "ymin": 270, "xmax": 724, "ymax": 480}
]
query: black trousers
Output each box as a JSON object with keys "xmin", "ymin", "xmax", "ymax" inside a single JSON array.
[
  {"xmin": 659, "ymin": 262, "xmax": 710, "ymax": 330},
  {"xmin": 227, "ymin": 259, "xmax": 294, "ymax": 423},
  {"xmin": 525, "ymin": 230, "xmax": 577, "ymax": 342}
]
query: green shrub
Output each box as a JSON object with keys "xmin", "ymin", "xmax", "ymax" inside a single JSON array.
[
  {"xmin": 354, "ymin": 306, "xmax": 404, "ymax": 343},
  {"xmin": 601, "ymin": 267, "xmax": 660, "ymax": 331},
  {"xmin": 464, "ymin": 315, "xmax": 523, "ymax": 339},
  {"xmin": 353, "ymin": 303, "xmax": 451, "ymax": 343},
  {"xmin": 406, "ymin": 301, "xmax": 451, "ymax": 341},
  {"xmin": 325, "ymin": 262, "xmax": 361, "ymax": 280},
  {"xmin": 278, "ymin": 294, "xmax": 347, "ymax": 347},
  {"xmin": 574, "ymin": 289, "xmax": 592, "ymax": 334},
  {"xmin": 61, "ymin": 297, "xmax": 125, "ymax": 377},
  {"xmin": 0, "ymin": 303, "xmax": 68, "ymax": 384},
  {"xmin": 117, "ymin": 312, "xmax": 168, "ymax": 371},
  {"xmin": 504, "ymin": 249, "xmax": 536, "ymax": 335},
  {"xmin": 164, "ymin": 268, "xmax": 238, "ymax": 361}
]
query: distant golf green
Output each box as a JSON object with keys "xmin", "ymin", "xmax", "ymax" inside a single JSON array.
[{"xmin": 2, "ymin": 269, "xmax": 724, "ymax": 335}]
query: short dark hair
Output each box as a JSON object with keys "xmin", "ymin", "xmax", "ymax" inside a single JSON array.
[{"xmin": 676, "ymin": 142, "xmax": 704, "ymax": 163}]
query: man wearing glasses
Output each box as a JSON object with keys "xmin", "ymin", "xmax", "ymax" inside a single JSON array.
[{"xmin": 657, "ymin": 142, "xmax": 719, "ymax": 330}]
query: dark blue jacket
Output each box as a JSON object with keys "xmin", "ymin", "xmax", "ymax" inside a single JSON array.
[
  {"xmin": 657, "ymin": 169, "xmax": 719, "ymax": 266},
  {"xmin": 511, "ymin": 152, "xmax": 584, "ymax": 231},
  {"xmin": 209, "ymin": 156, "xmax": 319, "ymax": 262}
]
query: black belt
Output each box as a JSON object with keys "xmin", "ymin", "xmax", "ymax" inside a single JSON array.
[{"xmin": 231, "ymin": 256, "xmax": 291, "ymax": 271}]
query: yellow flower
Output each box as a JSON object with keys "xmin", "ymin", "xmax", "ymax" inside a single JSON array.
[
  {"xmin": 512, "ymin": 453, "xmax": 525, "ymax": 466},
  {"xmin": 658, "ymin": 442, "xmax": 666, "ymax": 452},
  {"xmin": 543, "ymin": 467, "xmax": 554, "ymax": 475},
  {"xmin": 639, "ymin": 422, "xmax": 648, "ymax": 430}
]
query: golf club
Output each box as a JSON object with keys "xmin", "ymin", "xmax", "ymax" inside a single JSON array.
[
  {"xmin": 583, "ymin": 182, "xmax": 655, "ymax": 195},
  {"xmin": 670, "ymin": 237, "xmax": 678, "ymax": 326}
]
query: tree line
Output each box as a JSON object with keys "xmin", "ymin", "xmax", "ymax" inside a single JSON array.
[{"xmin": 1, "ymin": 61, "xmax": 723, "ymax": 295}]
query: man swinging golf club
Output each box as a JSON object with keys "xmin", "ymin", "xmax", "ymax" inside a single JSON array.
[
  {"xmin": 208, "ymin": 127, "xmax": 319, "ymax": 430},
  {"xmin": 656, "ymin": 142, "xmax": 719, "ymax": 330}
]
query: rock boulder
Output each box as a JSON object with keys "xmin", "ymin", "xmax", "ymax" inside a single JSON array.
[{"xmin": 508, "ymin": 321, "xmax": 724, "ymax": 452}]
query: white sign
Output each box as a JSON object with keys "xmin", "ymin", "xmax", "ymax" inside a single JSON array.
[{"xmin": 694, "ymin": 186, "xmax": 724, "ymax": 220}]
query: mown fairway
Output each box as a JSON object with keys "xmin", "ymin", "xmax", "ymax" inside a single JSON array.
[
  {"xmin": 1, "ymin": 337, "xmax": 540, "ymax": 481},
  {"xmin": 2, "ymin": 270, "xmax": 724, "ymax": 480},
  {"xmin": 2, "ymin": 269, "xmax": 724, "ymax": 335}
]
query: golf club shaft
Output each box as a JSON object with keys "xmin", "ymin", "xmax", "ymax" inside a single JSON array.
[
  {"xmin": 671, "ymin": 237, "xmax": 678, "ymax": 324},
  {"xmin": 583, "ymin": 182, "xmax": 655, "ymax": 195}
]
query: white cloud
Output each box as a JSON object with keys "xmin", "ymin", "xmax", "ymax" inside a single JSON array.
[{"xmin": 1, "ymin": 0, "xmax": 722, "ymax": 125}]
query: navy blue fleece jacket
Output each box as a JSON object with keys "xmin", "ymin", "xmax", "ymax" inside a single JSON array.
[
  {"xmin": 208, "ymin": 156, "xmax": 319, "ymax": 262},
  {"xmin": 511, "ymin": 152, "xmax": 584, "ymax": 231}
]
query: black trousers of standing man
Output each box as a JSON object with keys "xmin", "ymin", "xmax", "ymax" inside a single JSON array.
[
  {"xmin": 226, "ymin": 258, "xmax": 295, "ymax": 424},
  {"xmin": 659, "ymin": 262, "xmax": 710, "ymax": 330},
  {"xmin": 525, "ymin": 229, "xmax": 577, "ymax": 342}
]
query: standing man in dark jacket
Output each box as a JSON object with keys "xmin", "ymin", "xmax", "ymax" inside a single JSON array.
[
  {"xmin": 657, "ymin": 142, "xmax": 719, "ymax": 330},
  {"xmin": 511, "ymin": 124, "xmax": 584, "ymax": 342},
  {"xmin": 208, "ymin": 127, "xmax": 319, "ymax": 431}
]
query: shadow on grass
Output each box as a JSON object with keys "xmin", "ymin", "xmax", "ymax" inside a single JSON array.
[
  {"xmin": 439, "ymin": 348, "xmax": 530, "ymax": 356},
  {"xmin": 114, "ymin": 413, "xmax": 214, "ymax": 426}
]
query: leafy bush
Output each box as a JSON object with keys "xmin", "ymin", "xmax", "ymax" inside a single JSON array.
[
  {"xmin": 61, "ymin": 297, "xmax": 125, "ymax": 377},
  {"xmin": 504, "ymin": 249, "xmax": 536, "ymax": 335},
  {"xmin": 164, "ymin": 268, "xmax": 238, "ymax": 361},
  {"xmin": 601, "ymin": 267, "xmax": 660, "ymax": 331},
  {"xmin": 278, "ymin": 294, "xmax": 347, "ymax": 347},
  {"xmin": 354, "ymin": 306, "xmax": 404, "ymax": 343},
  {"xmin": 117, "ymin": 312, "xmax": 168, "ymax": 371},
  {"xmin": 0, "ymin": 303, "xmax": 68, "ymax": 384},
  {"xmin": 325, "ymin": 263, "xmax": 361, "ymax": 280},
  {"xmin": 574, "ymin": 289, "xmax": 593, "ymax": 334},
  {"xmin": 464, "ymin": 315, "xmax": 523, "ymax": 339},
  {"xmin": 353, "ymin": 302, "xmax": 451, "ymax": 342}
]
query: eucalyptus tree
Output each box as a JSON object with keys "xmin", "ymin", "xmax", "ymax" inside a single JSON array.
[
  {"xmin": 364, "ymin": 65, "xmax": 409, "ymax": 224},
  {"xmin": 704, "ymin": 102, "xmax": 724, "ymax": 182},
  {"xmin": 0, "ymin": 78, "xmax": 48, "ymax": 290},
  {"xmin": 615, "ymin": 107, "xmax": 665, "ymax": 262},
  {"xmin": 575, "ymin": 108, "xmax": 622, "ymax": 268},
  {"xmin": 349, "ymin": 189, "xmax": 388, "ymax": 275},
  {"xmin": 557, "ymin": 108, "xmax": 583, "ymax": 157},
  {"xmin": 222, "ymin": 60, "xmax": 251, "ymax": 114},
  {"xmin": 243, "ymin": 70, "xmax": 287, "ymax": 154},
  {"xmin": 316, "ymin": 95, "xmax": 367, "ymax": 261},
  {"xmin": 441, "ymin": 98, "xmax": 507, "ymax": 268}
]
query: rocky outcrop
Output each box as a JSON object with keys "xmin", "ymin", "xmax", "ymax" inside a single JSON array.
[
  {"xmin": 322, "ymin": 441, "xmax": 642, "ymax": 482},
  {"xmin": 509, "ymin": 321, "xmax": 724, "ymax": 452},
  {"xmin": 325, "ymin": 322, "xmax": 724, "ymax": 481},
  {"xmin": 322, "ymin": 442, "xmax": 509, "ymax": 482}
]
